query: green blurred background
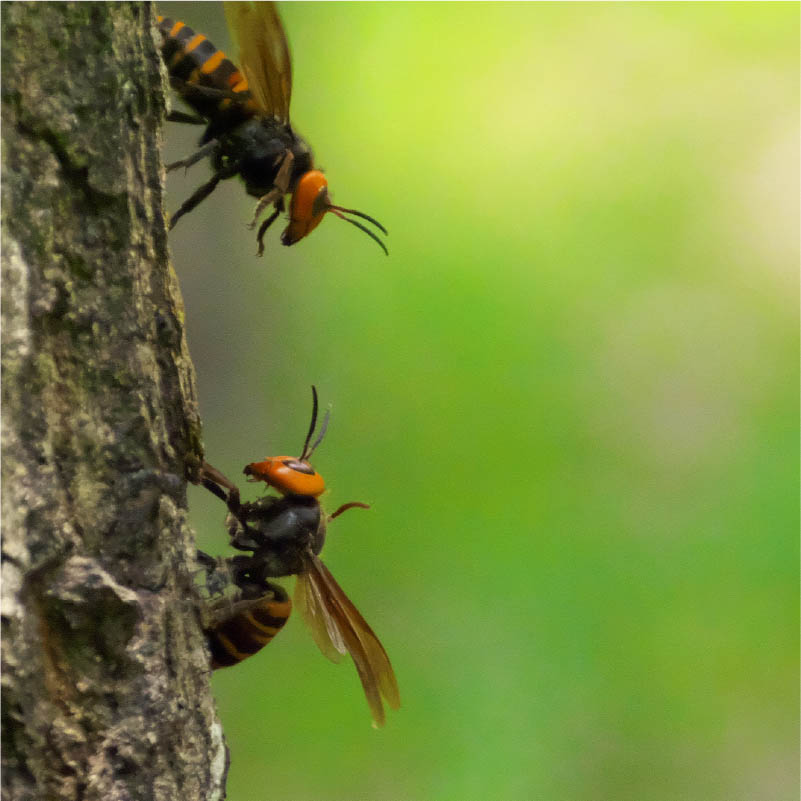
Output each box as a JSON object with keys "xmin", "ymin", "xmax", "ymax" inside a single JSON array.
[{"xmin": 159, "ymin": 3, "xmax": 799, "ymax": 799}]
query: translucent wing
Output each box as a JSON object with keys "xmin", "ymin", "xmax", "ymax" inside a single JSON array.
[
  {"xmin": 294, "ymin": 569, "xmax": 346, "ymax": 663},
  {"xmin": 296, "ymin": 552, "xmax": 400, "ymax": 727},
  {"xmin": 224, "ymin": 1, "xmax": 292, "ymax": 122}
]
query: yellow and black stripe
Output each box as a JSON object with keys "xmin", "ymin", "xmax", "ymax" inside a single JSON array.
[
  {"xmin": 157, "ymin": 15, "xmax": 258, "ymax": 129},
  {"xmin": 206, "ymin": 589, "xmax": 292, "ymax": 669}
]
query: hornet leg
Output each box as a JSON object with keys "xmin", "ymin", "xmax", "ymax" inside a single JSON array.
[
  {"xmin": 166, "ymin": 110, "xmax": 206, "ymax": 126},
  {"xmin": 169, "ymin": 161, "xmax": 239, "ymax": 228},
  {"xmin": 166, "ymin": 138, "xmax": 219, "ymax": 172},
  {"xmin": 199, "ymin": 461, "xmax": 239, "ymax": 494},
  {"xmin": 256, "ymin": 199, "xmax": 284, "ymax": 257},
  {"xmin": 248, "ymin": 149, "xmax": 295, "ymax": 228}
]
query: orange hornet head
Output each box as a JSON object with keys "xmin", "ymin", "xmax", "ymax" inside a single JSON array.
[
  {"xmin": 244, "ymin": 386, "xmax": 329, "ymax": 498},
  {"xmin": 244, "ymin": 456, "xmax": 325, "ymax": 497},
  {"xmin": 281, "ymin": 170, "xmax": 389, "ymax": 254}
]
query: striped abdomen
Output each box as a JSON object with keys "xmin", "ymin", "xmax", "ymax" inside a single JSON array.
[
  {"xmin": 156, "ymin": 15, "xmax": 258, "ymax": 131},
  {"xmin": 206, "ymin": 588, "xmax": 292, "ymax": 669}
]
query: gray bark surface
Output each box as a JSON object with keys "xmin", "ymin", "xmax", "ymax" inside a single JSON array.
[{"xmin": 1, "ymin": 3, "xmax": 226, "ymax": 799}]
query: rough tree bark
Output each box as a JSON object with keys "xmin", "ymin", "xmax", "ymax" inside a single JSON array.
[{"xmin": 2, "ymin": 4, "xmax": 227, "ymax": 800}]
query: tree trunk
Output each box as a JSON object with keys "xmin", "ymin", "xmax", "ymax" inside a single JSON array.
[{"xmin": 1, "ymin": 3, "xmax": 226, "ymax": 799}]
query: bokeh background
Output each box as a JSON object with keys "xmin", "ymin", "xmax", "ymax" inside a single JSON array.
[{"xmin": 159, "ymin": 3, "xmax": 799, "ymax": 800}]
